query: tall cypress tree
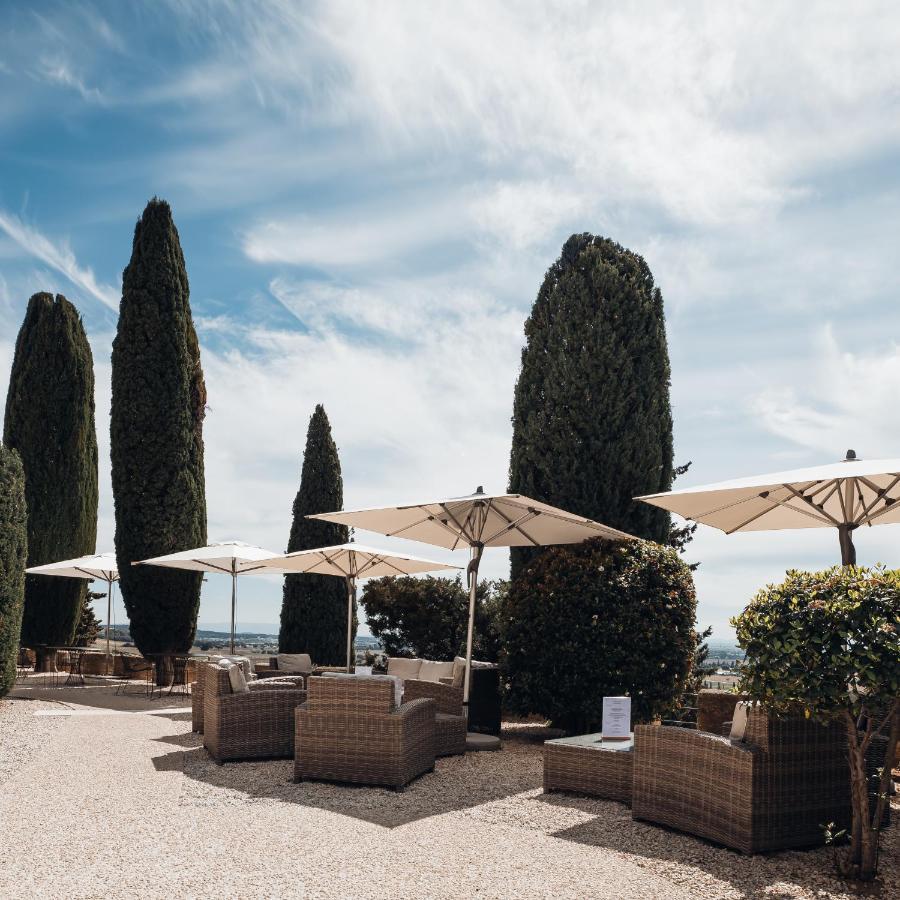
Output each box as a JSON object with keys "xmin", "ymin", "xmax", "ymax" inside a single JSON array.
[
  {"xmin": 509, "ymin": 233, "xmax": 673, "ymax": 578},
  {"xmin": 279, "ymin": 404, "xmax": 349, "ymax": 663},
  {"xmin": 3, "ymin": 293, "xmax": 98, "ymax": 671},
  {"xmin": 111, "ymin": 199, "xmax": 207, "ymax": 669},
  {"xmin": 0, "ymin": 444, "xmax": 27, "ymax": 697}
]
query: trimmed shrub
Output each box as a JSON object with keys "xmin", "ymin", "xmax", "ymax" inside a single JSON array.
[
  {"xmin": 502, "ymin": 538, "xmax": 696, "ymax": 731},
  {"xmin": 279, "ymin": 405, "xmax": 348, "ymax": 663},
  {"xmin": 0, "ymin": 444, "xmax": 27, "ymax": 696},
  {"xmin": 733, "ymin": 567, "xmax": 900, "ymax": 881},
  {"xmin": 3, "ymin": 292, "xmax": 98, "ymax": 670},
  {"xmin": 111, "ymin": 199, "xmax": 207, "ymax": 664}
]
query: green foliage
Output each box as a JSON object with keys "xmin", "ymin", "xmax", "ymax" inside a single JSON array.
[
  {"xmin": 0, "ymin": 444, "xmax": 27, "ymax": 696},
  {"xmin": 279, "ymin": 405, "xmax": 348, "ymax": 663},
  {"xmin": 73, "ymin": 592, "xmax": 104, "ymax": 647},
  {"xmin": 733, "ymin": 567, "xmax": 899, "ymax": 724},
  {"xmin": 361, "ymin": 574, "xmax": 505, "ymax": 662},
  {"xmin": 502, "ymin": 538, "xmax": 697, "ymax": 731},
  {"xmin": 3, "ymin": 293, "xmax": 98, "ymax": 652},
  {"xmin": 111, "ymin": 199, "xmax": 207, "ymax": 655},
  {"xmin": 508, "ymin": 233, "xmax": 674, "ymax": 579},
  {"xmin": 733, "ymin": 567, "xmax": 900, "ymax": 881}
]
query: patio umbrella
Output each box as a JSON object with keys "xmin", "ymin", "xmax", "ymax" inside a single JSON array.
[
  {"xmin": 637, "ymin": 450, "xmax": 900, "ymax": 566},
  {"xmin": 25, "ymin": 552, "xmax": 119, "ymax": 672},
  {"xmin": 310, "ymin": 488, "xmax": 636, "ymax": 701},
  {"xmin": 134, "ymin": 541, "xmax": 286, "ymax": 654},
  {"xmin": 256, "ymin": 542, "xmax": 461, "ymax": 670}
]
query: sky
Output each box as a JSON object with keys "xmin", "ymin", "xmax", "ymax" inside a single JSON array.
[{"xmin": 2, "ymin": 1, "xmax": 900, "ymax": 640}]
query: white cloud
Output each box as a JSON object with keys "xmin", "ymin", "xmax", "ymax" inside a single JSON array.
[{"xmin": 0, "ymin": 210, "xmax": 119, "ymax": 312}]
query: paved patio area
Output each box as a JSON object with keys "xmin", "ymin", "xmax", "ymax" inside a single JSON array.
[{"xmin": 1, "ymin": 686, "xmax": 896, "ymax": 900}]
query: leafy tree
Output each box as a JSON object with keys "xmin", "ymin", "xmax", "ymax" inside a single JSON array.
[
  {"xmin": 279, "ymin": 405, "xmax": 348, "ymax": 663},
  {"xmin": 111, "ymin": 199, "xmax": 207, "ymax": 676},
  {"xmin": 361, "ymin": 574, "xmax": 504, "ymax": 662},
  {"xmin": 733, "ymin": 567, "xmax": 899, "ymax": 882},
  {"xmin": 502, "ymin": 538, "xmax": 696, "ymax": 732},
  {"xmin": 0, "ymin": 444, "xmax": 27, "ymax": 696},
  {"xmin": 73, "ymin": 592, "xmax": 104, "ymax": 647},
  {"xmin": 3, "ymin": 292, "xmax": 98, "ymax": 671},
  {"xmin": 508, "ymin": 233, "xmax": 673, "ymax": 579}
]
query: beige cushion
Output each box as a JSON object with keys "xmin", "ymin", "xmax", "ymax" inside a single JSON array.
[
  {"xmin": 324, "ymin": 671, "xmax": 403, "ymax": 706},
  {"xmin": 419, "ymin": 660, "xmax": 454, "ymax": 683},
  {"xmin": 451, "ymin": 655, "xmax": 493, "ymax": 688},
  {"xmin": 729, "ymin": 701, "xmax": 750, "ymax": 741},
  {"xmin": 227, "ymin": 663, "xmax": 249, "ymax": 693},
  {"xmin": 386, "ymin": 657, "xmax": 422, "ymax": 680},
  {"xmin": 277, "ymin": 653, "xmax": 313, "ymax": 673}
]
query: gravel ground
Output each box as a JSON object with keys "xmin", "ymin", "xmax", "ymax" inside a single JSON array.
[{"xmin": 0, "ymin": 691, "xmax": 896, "ymax": 900}]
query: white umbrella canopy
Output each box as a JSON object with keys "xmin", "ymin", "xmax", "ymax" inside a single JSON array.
[
  {"xmin": 25, "ymin": 552, "xmax": 119, "ymax": 669},
  {"xmin": 134, "ymin": 541, "xmax": 287, "ymax": 653},
  {"xmin": 311, "ymin": 488, "xmax": 637, "ymax": 700},
  {"xmin": 637, "ymin": 450, "xmax": 900, "ymax": 565},
  {"xmin": 256, "ymin": 542, "xmax": 461, "ymax": 670}
]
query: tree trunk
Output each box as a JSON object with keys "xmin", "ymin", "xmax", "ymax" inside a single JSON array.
[
  {"xmin": 154, "ymin": 654, "xmax": 173, "ymax": 687},
  {"xmin": 34, "ymin": 647, "xmax": 57, "ymax": 673},
  {"xmin": 843, "ymin": 713, "xmax": 881, "ymax": 881}
]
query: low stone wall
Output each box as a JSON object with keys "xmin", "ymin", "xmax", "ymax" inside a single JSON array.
[{"xmin": 697, "ymin": 688, "xmax": 747, "ymax": 735}]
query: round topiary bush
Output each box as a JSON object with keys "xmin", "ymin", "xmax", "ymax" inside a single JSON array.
[{"xmin": 502, "ymin": 538, "xmax": 697, "ymax": 732}]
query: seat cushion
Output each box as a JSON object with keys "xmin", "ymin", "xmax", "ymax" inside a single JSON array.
[
  {"xmin": 386, "ymin": 657, "xmax": 422, "ymax": 680},
  {"xmin": 419, "ymin": 660, "xmax": 454, "ymax": 683},
  {"xmin": 277, "ymin": 653, "xmax": 313, "ymax": 673}
]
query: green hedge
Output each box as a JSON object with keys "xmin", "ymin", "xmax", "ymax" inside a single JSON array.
[{"xmin": 0, "ymin": 445, "xmax": 27, "ymax": 696}]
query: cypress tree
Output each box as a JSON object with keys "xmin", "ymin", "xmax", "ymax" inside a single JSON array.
[
  {"xmin": 508, "ymin": 233, "xmax": 673, "ymax": 578},
  {"xmin": 3, "ymin": 293, "xmax": 98, "ymax": 671},
  {"xmin": 279, "ymin": 404, "xmax": 349, "ymax": 663},
  {"xmin": 0, "ymin": 444, "xmax": 27, "ymax": 697},
  {"xmin": 111, "ymin": 199, "xmax": 207, "ymax": 671}
]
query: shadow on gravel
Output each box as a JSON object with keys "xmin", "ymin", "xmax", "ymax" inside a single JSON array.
[
  {"xmin": 543, "ymin": 791, "xmax": 897, "ymax": 900},
  {"xmin": 161, "ymin": 729, "xmax": 544, "ymax": 828}
]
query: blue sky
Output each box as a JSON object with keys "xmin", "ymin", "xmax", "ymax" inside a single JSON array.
[{"xmin": 2, "ymin": 1, "xmax": 900, "ymax": 639}]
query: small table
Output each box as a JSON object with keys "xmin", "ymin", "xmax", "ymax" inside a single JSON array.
[
  {"xmin": 543, "ymin": 732, "xmax": 634, "ymax": 804},
  {"xmin": 48, "ymin": 646, "xmax": 100, "ymax": 687}
]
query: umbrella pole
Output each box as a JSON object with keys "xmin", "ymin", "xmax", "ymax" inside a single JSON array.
[
  {"xmin": 839, "ymin": 524, "xmax": 857, "ymax": 567},
  {"xmin": 105, "ymin": 577, "xmax": 112, "ymax": 675},
  {"xmin": 463, "ymin": 544, "xmax": 483, "ymax": 705},
  {"xmin": 230, "ymin": 565, "xmax": 237, "ymax": 655},
  {"xmin": 346, "ymin": 576, "xmax": 355, "ymax": 672}
]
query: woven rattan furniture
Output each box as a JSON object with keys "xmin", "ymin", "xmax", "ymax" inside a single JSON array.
[
  {"xmin": 632, "ymin": 707, "xmax": 852, "ymax": 853},
  {"xmin": 203, "ymin": 665, "xmax": 307, "ymax": 763},
  {"xmin": 403, "ymin": 679, "xmax": 467, "ymax": 756},
  {"xmin": 544, "ymin": 733, "xmax": 634, "ymax": 803},
  {"xmin": 294, "ymin": 676, "xmax": 436, "ymax": 790}
]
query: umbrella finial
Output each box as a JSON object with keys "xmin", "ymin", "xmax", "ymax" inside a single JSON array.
[
  {"xmin": 475, "ymin": 485, "xmax": 484, "ymax": 494},
  {"xmin": 845, "ymin": 449, "xmax": 857, "ymax": 461}
]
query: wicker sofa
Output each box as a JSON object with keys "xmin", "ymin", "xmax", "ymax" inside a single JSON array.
[
  {"xmin": 294, "ymin": 676, "xmax": 436, "ymax": 789},
  {"xmin": 632, "ymin": 706, "xmax": 853, "ymax": 853},
  {"xmin": 202, "ymin": 665, "xmax": 307, "ymax": 763},
  {"xmin": 256, "ymin": 652, "xmax": 315, "ymax": 680}
]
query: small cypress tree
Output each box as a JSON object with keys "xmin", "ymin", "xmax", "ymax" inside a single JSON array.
[
  {"xmin": 279, "ymin": 405, "xmax": 348, "ymax": 663},
  {"xmin": 111, "ymin": 199, "xmax": 207, "ymax": 671},
  {"xmin": 3, "ymin": 293, "xmax": 98, "ymax": 671},
  {"xmin": 509, "ymin": 233, "xmax": 674, "ymax": 578},
  {"xmin": 0, "ymin": 444, "xmax": 27, "ymax": 696}
]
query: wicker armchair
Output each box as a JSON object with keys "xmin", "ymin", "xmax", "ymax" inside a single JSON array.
[
  {"xmin": 403, "ymin": 680, "xmax": 467, "ymax": 756},
  {"xmin": 203, "ymin": 665, "xmax": 307, "ymax": 763},
  {"xmin": 294, "ymin": 676, "xmax": 436, "ymax": 789},
  {"xmin": 632, "ymin": 706, "xmax": 851, "ymax": 853}
]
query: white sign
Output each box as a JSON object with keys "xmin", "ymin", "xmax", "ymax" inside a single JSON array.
[{"xmin": 602, "ymin": 696, "xmax": 631, "ymax": 740}]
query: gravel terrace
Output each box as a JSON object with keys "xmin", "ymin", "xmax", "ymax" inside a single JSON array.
[{"xmin": 1, "ymin": 688, "xmax": 896, "ymax": 900}]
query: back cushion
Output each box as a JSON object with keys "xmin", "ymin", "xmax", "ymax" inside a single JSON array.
[
  {"xmin": 419, "ymin": 660, "xmax": 454, "ymax": 683},
  {"xmin": 729, "ymin": 701, "xmax": 750, "ymax": 741},
  {"xmin": 278, "ymin": 653, "xmax": 313, "ymax": 673},
  {"xmin": 386, "ymin": 657, "xmax": 423, "ymax": 680},
  {"xmin": 325, "ymin": 671, "xmax": 403, "ymax": 706},
  {"xmin": 226, "ymin": 662, "xmax": 249, "ymax": 694}
]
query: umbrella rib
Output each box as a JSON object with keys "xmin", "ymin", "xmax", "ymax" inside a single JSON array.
[
  {"xmin": 782, "ymin": 485, "xmax": 842, "ymax": 526},
  {"xmin": 856, "ymin": 474, "xmax": 900, "ymax": 525},
  {"xmin": 386, "ymin": 508, "xmax": 463, "ymax": 549},
  {"xmin": 481, "ymin": 510, "xmax": 540, "ymax": 546},
  {"xmin": 486, "ymin": 503, "xmax": 542, "ymax": 546},
  {"xmin": 437, "ymin": 503, "xmax": 477, "ymax": 546},
  {"xmin": 192, "ymin": 559, "xmax": 233, "ymax": 575}
]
